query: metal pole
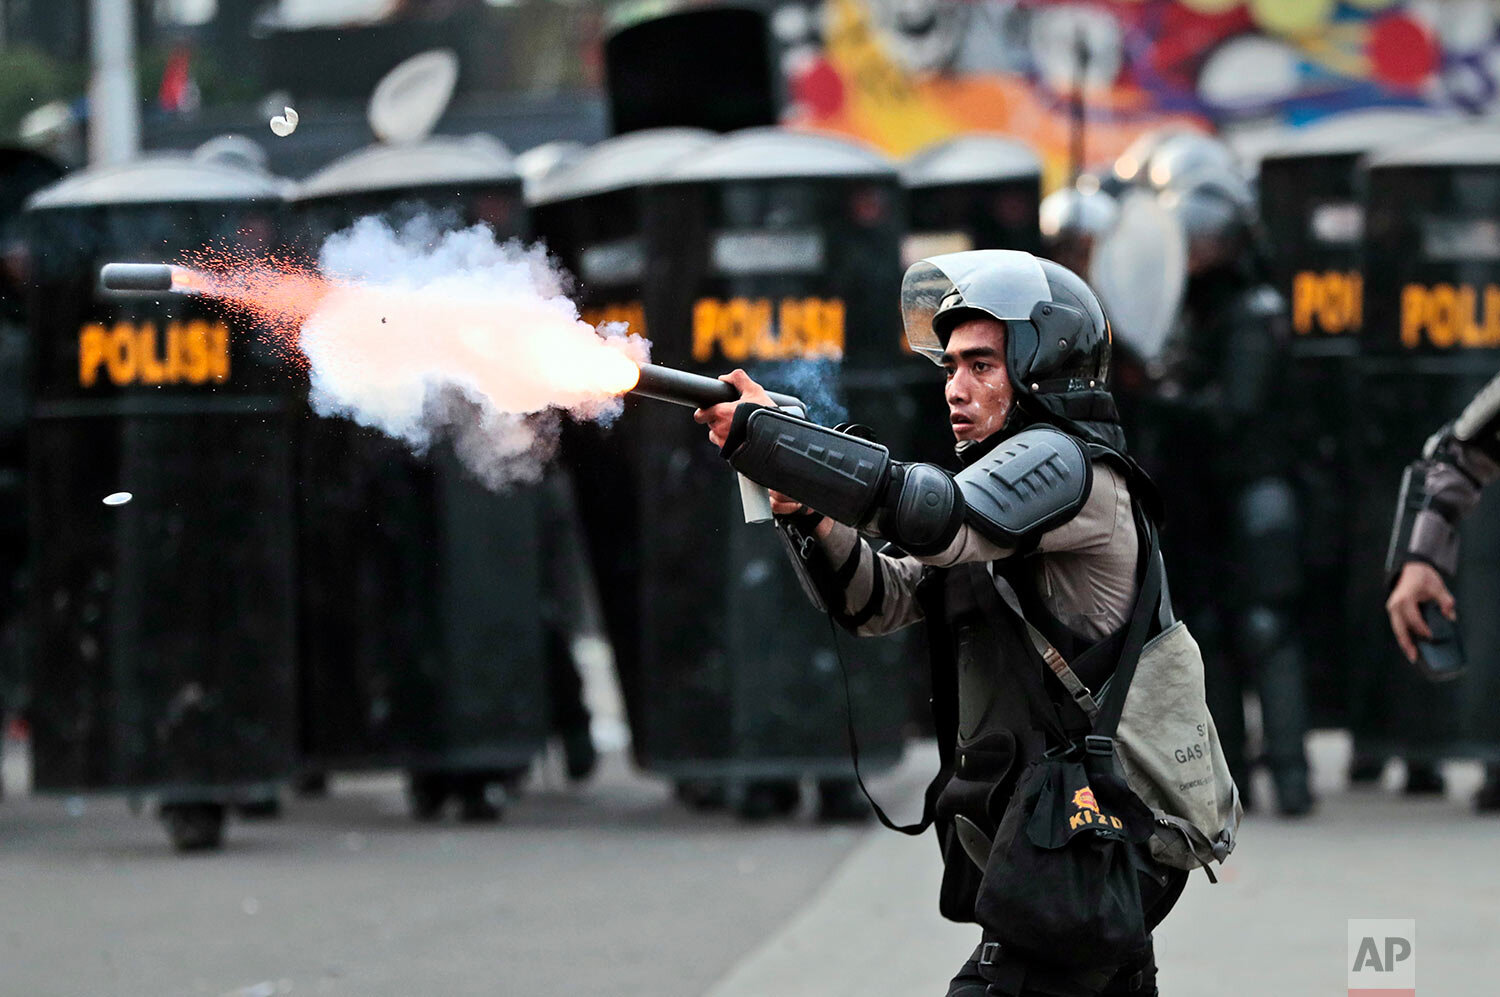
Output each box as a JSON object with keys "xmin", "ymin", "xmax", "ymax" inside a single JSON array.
[{"xmin": 88, "ymin": 0, "xmax": 141, "ymax": 165}]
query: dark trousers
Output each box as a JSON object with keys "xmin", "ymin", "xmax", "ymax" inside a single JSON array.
[{"xmin": 944, "ymin": 862, "xmax": 1189, "ymax": 997}]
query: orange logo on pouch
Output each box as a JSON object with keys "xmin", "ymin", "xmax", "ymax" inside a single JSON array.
[
  {"xmin": 78, "ymin": 319, "xmax": 231, "ymax": 388},
  {"xmin": 1068, "ymin": 783, "xmax": 1123, "ymax": 832}
]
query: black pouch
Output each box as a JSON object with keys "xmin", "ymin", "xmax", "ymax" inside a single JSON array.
[
  {"xmin": 974, "ymin": 520, "xmax": 1167, "ymax": 970},
  {"xmin": 934, "ymin": 729, "xmax": 1018, "ymax": 921},
  {"xmin": 975, "ymin": 737, "xmax": 1156, "ymax": 970}
]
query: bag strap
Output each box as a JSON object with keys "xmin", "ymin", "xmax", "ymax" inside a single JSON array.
[
  {"xmin": 998, "ymin": 507, "xmax": 1164, "ymax": 739},
  {"xmin": 1093, "ymin": 523, "xmax": 1163, "ymax": 738}
]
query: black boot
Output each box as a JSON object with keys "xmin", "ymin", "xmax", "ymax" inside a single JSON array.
[
  {"xmin": 1270, "ymin": 763, "xmax": 1313, "ymax": 816},
  {"xmin": 1348, "ymin": 752, "xmax": 1385, "ymax": 785},
  {"xmin": 1404, "ymin": 760, "xmax": 1446, "ymax": 795},
  {"xmin": 561, "ymin": 725, "xmax": 598, "ymax": 782},
  {"xmin": 1475, "ymin": 764, "xmax": 1500, "ymax": 812}
]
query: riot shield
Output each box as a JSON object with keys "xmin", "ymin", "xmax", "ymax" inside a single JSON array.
[
  {"xmin": 1256, "ymin": 127, "xmax": 1384, "ymax": 729},
  {"xmin": 1354, "ymin": 127, "xmax": 1500, "ymax": 766},
  {"xmin": 526, "ymin": 129, "xmax": 716, "ymax": 779},
  {"xmin": 0, "ymin": 149, "xmax": 63, "ymax": 723},
  {"xmin": 1088, "ymin": 189, "xmax": 1187, "ymax": 365},
  {"xmin": 24, "ymin": 158, "xmax": 297, "ymax": 848},
  {"xmin": 291, "ymin": 138, "xmax": 550, "ymax": 816},
  {"xmin": 630, "ymin": 129, "xmax": 909, "ymax": 818}
]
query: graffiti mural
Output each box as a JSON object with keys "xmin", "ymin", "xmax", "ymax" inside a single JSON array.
[{"xmin": 778, "ymin": 0, "xmax": 1489, "ymax": 176}]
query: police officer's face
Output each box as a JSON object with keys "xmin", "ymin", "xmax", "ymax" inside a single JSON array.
[{"xmin": 941, "ymin": 319, "xmax": 1015, "ymax": 443}]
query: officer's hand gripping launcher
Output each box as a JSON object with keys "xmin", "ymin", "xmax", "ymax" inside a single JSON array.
[{"xmin": 626, "ymin": 364, "xmax": 807, "ymax": 523}]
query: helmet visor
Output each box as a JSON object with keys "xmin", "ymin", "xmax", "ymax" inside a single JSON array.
[{"xmin": 901, "ymin": 250, "xmax": 1052, "ymax": 362}]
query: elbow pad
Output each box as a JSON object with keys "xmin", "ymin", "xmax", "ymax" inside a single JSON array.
[
  {"xmin": 874, "ymin": 462, "xmax": 964, "ymax": 556},
  {"xmin": 953, "ymin": 426, "xmax": 1091, "ymax": 549}
]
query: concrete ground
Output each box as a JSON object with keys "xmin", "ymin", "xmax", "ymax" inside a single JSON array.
[{"xmin": 1, "ymin": 730, "xmax": 1493, "ymax": 997}]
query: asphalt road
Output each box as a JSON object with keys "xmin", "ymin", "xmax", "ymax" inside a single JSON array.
[
  {"xmin": 2, "ymin": 733, "xmax": 1495, "ymax": 996},
  {"xmin": 0, "ymin": 742, "xmax": 922, "ymax": 997}
]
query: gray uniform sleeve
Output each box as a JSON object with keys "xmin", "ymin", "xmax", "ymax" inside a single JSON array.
[
  {"xmin": 1396, "ymin": 369, "xmax": 1500, "ymax": 576},
  {"xmin": 803, "ymin": 461, "xmax": 1132, "ymax": 637}
]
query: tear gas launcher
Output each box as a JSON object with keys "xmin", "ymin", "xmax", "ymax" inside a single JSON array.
[{"xmin": 99, "ymin": 263, "xmax": 804, "ymax": 522}]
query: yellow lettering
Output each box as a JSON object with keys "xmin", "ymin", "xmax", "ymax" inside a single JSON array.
[
  {"xmin": 183, "ymin": 321, "xmax": 209, "ymax": 382},
  {"xmin": 1292, "ymin": 272, "xmax": 1318, "ymax": 335},
  {"xmin": 748, "ymin": 299, "xmax": 778, "ymax": 360},
  {"xmin": 206, "ymin": 321, "xmax": 230, "ymax": 382},
  {"xmin": 817, "ymin": 298, "xmax": 846, "ymax": 358},
  {"xmin": 107, "ymin": 322, "xmax": 137, "ymax": 385},
  {"xmin": 778, "ymin": 299, "xmax": 805, "ymax": 360},
  {"xmin": 136, "ymin": 323, "xmax": 166, "ymax": 385},
  {"xmin": 78, "ymin": 323, "xmax": 108, "ymax": 387},
  {"xmin": 1461, "ymin": 286, "xmax": 1488, "ymax": 348},
  {"xmin": 1487, "ymin": 286, "xmax": 1500, "ymax": 346},
  {"xmin": 1429, "ymin": 284, "xmax": 1458, "ymax": 348},
  {"xmin": 1400, "ymin": 284, "xmax": 1428, "ymax": 349},
  {"xmin": 1069, "ymin": 812, "xmax": 1087, "ymax": 830},
  {"xmin": 691, "ymin": 299, "xmax": 719, "ymax": 363}
]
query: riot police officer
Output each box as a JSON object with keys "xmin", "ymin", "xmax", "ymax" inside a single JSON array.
[
  {"xmin": 1113, "ymin": 133, "xmax": 1314, "ymax": 816},
  {"xmin": 1039, "ymin": 176, "xmax": 1118, "ymax": 279},
  {"xmin": 696, "ymin": 251, "xmax": 1189, "ymax": 996},
  {"xmin": 1385, "ymin": 373, "xmax": 1500, "ymax": 811}
]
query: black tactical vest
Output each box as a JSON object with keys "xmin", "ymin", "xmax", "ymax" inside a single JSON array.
[{"xmin": 917, "ymin": 441, "xmax": 1146, "ymax": 923}]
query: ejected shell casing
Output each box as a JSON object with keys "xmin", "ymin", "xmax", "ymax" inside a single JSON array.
[{"xmin": 99, "ymin": 263, "xmax": 176, "ymax": 292}]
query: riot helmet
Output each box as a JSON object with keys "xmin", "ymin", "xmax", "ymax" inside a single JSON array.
[
  {"xmin": 1151, "ymin": 135, "xmax": 1257, "ymax": 275},
  {"xmin": 904, "ymin": 249, "xmax": 1111, "ymax": 395},
  {"xmin": 1111, "ymin": 126, "xmax": 1201, "ymax": 188},
  {"xmin": 1039, "ymin": 177, "xmax": 1118, "ymax": 277}
]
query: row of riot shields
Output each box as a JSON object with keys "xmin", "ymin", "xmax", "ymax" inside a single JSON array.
[
  {"xmin": 1257, "ymin": 115, "xmax": 1500, "ymax": 768},
  {"xmin": 17, "ymin": 126, "xmax": 1049, "ymax": 840},
  {"xmin": 528, "ymin": 127, "xmax": 1044, "ymax": 817},
  {"xmin": 21, "ymin": 143, "xmax": 553, "ymax": 848}
]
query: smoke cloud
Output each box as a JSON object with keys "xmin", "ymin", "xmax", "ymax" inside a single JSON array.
[{"xmin": 297, "ymin": 217, "xmax": 648, "ymax": 489}]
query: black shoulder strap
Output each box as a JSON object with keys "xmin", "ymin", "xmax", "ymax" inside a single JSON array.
[{"xmin": 1094, "ymin": 520, "xmax": 1163, "ymax": 738}]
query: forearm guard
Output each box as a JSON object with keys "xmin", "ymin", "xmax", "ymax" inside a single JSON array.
[
  {"xmin": 723, "ymin": 406, "xmax": 964, "ymax": 556},
  {"xmin": 1385, "ymin": 424, "xmax": 1486, "ymax": 580}
]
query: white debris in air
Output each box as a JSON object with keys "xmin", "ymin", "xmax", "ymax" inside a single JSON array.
[
  {"xmin": 102, "ymin": 492, "xmax": 132, "ymax": 506},
  {"xmin": 269, "ymin": 107, "xmax": 299, "ymax": 137}
]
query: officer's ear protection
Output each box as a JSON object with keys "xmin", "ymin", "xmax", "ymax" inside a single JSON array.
[{"xmin": 1010, "ymin": 299, "xmax": 1089, "ymax": 389}]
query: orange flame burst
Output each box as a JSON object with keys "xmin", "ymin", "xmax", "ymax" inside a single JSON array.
[
  {"xmin": 171, "ymin": 241, "xmax": 648, "ymax": 406},
  {"xmin": 177, "ymin": 245, "xmax": 334, "ymax": 369}
]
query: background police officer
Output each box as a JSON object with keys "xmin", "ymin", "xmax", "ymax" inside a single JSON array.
[
  {"xmin": 1112, "ymin": 133, "xmax": 1314, "ymax": 816},
  {"xmin": 696, "ymin": 251, "xmax": 1187, "ymax": 996},
  {"xmin": 1386, "ymin": 371, "xmax": 1500, "ymax": 811}
]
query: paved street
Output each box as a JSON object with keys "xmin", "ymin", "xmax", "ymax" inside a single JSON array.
[{"xmin": 0, "ymin": 732, "xmax": 1494, "ymax": 996}]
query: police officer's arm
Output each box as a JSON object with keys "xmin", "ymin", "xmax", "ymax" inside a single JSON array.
[
  {"xmin": 714, "ymin": 404, "xmax": 1097, "ymax": 634},
  {"xmin": 775, "ymin": 454, "xmax": 1130, "ymax": 638},
  {"xmin": 1385, "ymin": 370, "xmax": 1500, "ymax": 659}
]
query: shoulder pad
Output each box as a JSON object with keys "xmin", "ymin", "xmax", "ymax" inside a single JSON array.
[{"xmin": 954, "ymin": 427, "xmax": 1092, "ymax": 546}]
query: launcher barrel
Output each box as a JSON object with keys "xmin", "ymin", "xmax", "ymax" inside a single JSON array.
[{"xmin": 630, "ymin": 363, "xmax": 802, "ymax": 411}]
